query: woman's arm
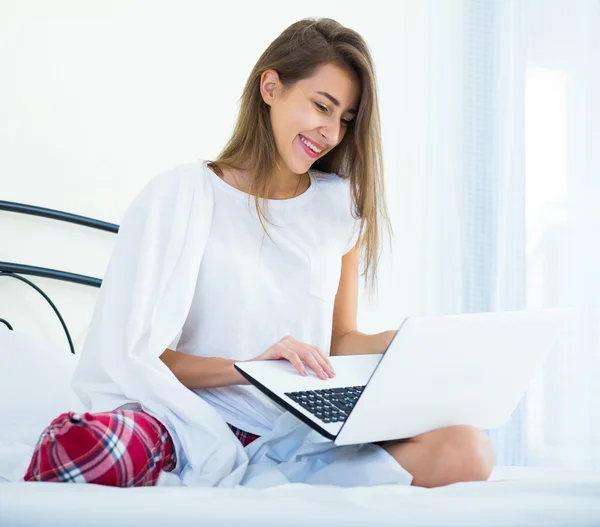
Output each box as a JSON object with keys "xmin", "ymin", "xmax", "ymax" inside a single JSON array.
[
  {"xmin": 330, "ymin": 241, "xmax": 397, "ymax": 356},
  {"xmin": 160, "ymin": 349, "xmax": 250, "ymax": 390},
  {"xmin": 331, "ymin": 329, "xmax": 396, "ymax": 356}
]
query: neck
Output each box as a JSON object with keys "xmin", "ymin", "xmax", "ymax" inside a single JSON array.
[
  {"xmin": 232, "ymin": 163, "xmax": 309, "ymax": 200},
  {"xmin": 269, "ymin": 171, "xmax": 307, "ymax": 199}
]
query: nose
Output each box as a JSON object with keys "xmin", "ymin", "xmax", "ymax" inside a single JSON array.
[{"xmin": 321, "ymin": 122, "xmax": 342, "ymax": 148}]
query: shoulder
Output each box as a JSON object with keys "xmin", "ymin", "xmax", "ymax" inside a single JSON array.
[
  {"xmin": 142, "ymin": 159, "xmax": 209, "ymax": 196},
  {"xmin": 310, "ymin": 168, "xmax": 358, "ymax": 222},
  {"xmin": 115, "ymin": 159, "xmax": 214, "ymax": 248},
  {"xmin": 310, "ymin": 167, "xmax": 349, "ymax": 191},
  {"xmin": 128, "ymin": 159, "xmax": 211, "ymax": 213},
  {"xmin": 310, "ymin": 168, "xmax": 362, "ymax": 254}
]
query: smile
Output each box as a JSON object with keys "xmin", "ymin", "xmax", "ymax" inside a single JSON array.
[{"xmin": 299, "ymin": 135, "xmax": 323, "ymax": 155}]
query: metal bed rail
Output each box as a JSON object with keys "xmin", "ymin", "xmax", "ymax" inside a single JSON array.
[{"xmin": 0, "ymin": 200, "xmax": 119, "ymax": 354}]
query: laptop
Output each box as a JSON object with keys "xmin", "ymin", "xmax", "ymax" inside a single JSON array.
[{"xmin": 234, "ymin": 308, "xmax": 574, "ymax": 446}]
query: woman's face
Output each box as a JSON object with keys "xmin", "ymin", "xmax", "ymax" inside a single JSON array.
[{"xmin": 261, "ymin": 63, "xmax": 361, "ymax": 176}]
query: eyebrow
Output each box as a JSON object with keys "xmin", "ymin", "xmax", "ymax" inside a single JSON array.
[{"xmin": 315, "ymin": 91, "xmax": 358, "ymax": 115}]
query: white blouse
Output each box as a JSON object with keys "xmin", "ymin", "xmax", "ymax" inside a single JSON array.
[{"xmin": 172, "ymin": 161, "xmax": 361, "ymax": 435}]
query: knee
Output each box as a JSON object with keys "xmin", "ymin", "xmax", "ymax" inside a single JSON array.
[
  {"xmin": 24, "ymin": 412, "xmax": 87, "ymax": 483},
  {"xmin": 23, "ymin": 410, "xmax": 173, "ymax": 487},
  {"xmin": 434, "ymin": 425, "xmax": 495, "ymax": 485}
]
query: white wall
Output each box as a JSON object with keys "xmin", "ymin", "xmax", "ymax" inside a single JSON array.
[{"xmin": 0, "ymin": 0, "xmax": 433, "ymax": 354}]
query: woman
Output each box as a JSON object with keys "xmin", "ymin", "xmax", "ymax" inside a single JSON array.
[{"xmin": 24, "ymin": 17, "xmax": 494, "ymax": 488}]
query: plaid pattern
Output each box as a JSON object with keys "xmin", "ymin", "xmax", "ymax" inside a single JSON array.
[
  {"xmin": 24, "ymin": 409, "xmax": 176, "ymax": 487},
  {"xmin": 227, "ymin": 423, "xmax": 261, "ymax": 447},
  {"xmin": 24, "ymin": 409, "xmax": 261, "ymax": 487}
]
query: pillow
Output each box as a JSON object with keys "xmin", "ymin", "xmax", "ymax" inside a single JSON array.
[{"xmin": 0, "ymin": 327, "xmax": 86, "ymax": 445}]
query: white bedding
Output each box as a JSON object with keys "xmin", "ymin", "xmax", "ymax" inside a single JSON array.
[
  {"xmin": 1, "ymin": 466, "xmax": 599, "ymax": 526},
  {"xmin": 2, "ymin": 329, "xmax": 599, "ymax": 526}
]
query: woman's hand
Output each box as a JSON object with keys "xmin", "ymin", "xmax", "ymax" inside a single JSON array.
[{"xmin": 250, "ymin": 336, "xmax": 336, "ymax": 381}]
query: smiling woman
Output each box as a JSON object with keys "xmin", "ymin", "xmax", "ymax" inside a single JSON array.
[
  {"xmin": 207, "ymin": 18, "xmax": 390, "ymax": 291},
  {"xmin": 23, "ymin": 17, "xmax": 467, "ymax": 491},
  {"xmin": 263, "ymin": 63, "xmax": 361, "ymax": 170}
]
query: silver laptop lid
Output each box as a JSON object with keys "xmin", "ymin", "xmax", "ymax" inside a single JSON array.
[{"xmin": 334, "ymin": 308, "xmax": 574, "ymax": 446}]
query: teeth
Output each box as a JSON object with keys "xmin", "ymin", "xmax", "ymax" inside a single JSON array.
[{"xmin": 300, "ymin": 136, "xmax": 322, "ymax": 153}]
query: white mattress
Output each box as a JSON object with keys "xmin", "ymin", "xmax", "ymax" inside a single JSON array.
[
  {"xmin": 1, "ymin": 466, "xmax": 599, "ymax": 526},
  {"xmin": 2, "ymin": 331, "xmax": 599, "ymax": 525}
]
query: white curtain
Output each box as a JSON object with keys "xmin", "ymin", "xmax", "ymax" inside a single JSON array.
[{"xmin": 427, "ymin": 0, "xmax": 600, "ymax": 468}]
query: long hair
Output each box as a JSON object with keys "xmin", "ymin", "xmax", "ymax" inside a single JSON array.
[{"xmin": 207, "ymin": 17, "xmax": 392, "ymax": 293}]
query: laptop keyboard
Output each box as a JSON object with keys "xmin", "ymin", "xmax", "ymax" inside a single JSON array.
[{"xmin": 284, "ymin": 385, "xmax": 366, "ymax": 423}]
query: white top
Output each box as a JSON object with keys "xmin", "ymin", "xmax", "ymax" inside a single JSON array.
[
  {"xmin": 71, "ymin": 159, "xmax": 411, "ymax": 487},
  {"xmin": 172, "ymin": 161, "xmax": 361, "ymax": 435}
]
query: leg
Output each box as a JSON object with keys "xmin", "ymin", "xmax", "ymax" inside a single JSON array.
[
  {"xmin": 24, "ymin": 408, "xmax": 176, "ymax": 487},
  {"xmin": 377, "ymin": 425, "xmax": 495, "ymax": 488}
]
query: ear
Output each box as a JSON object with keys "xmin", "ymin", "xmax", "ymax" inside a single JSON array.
[{"xmin": 260, "ymin": 69, "xmax": 280, "ymax": 107}]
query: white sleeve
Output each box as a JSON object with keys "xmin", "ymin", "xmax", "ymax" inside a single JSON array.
[
  {"xmin": 168, "ymin": 329, "xmax": 182, "ymax": 351},
  {"xmin": 343, "ymin": 215, "xmax": 362, "ymax": 254},
  {"xmin": 339, "ymin": 177, "xmax": 362, "ymax": 255}
]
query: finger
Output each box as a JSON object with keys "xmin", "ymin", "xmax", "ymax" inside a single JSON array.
[
  {"xmin": 306, "ymin": 345, "xmax": 335, "ymax": 376},
  {"xmin": 284, "ymin": 337, "xmax": 334, "ymax": 378},
  {"xmin": 275, "ymin": 343, "xmax": 307, "ymax": 376},
  {"xmin": 284, "ymin": 342, "xmax": 329, "ymax": 380}
]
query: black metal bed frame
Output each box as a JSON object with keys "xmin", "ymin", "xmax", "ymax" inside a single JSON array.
[{"xmin": 0, "ymin": 200, "xmax": 119, "ymax": 354}]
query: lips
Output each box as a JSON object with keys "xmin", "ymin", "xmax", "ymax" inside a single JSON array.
[
  {"xmin": 299, "ymin": 136, "xmax": 319, "ymax": 158},
  {"xmin": 299, "ymin": 134, "xmax": 325, "ymax": 152}
]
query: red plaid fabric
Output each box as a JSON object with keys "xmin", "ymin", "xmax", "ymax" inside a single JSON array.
[
  {"xmin": 227, "ymin": 423, "xmax": 261, "ymax": 447},
  {"xmin": 24, "ymin": 409, "xmax": 176, "ymax": 487},
  {"xmin": 24, "ymin": 409, "xmax": 262, "ymax": 487}
]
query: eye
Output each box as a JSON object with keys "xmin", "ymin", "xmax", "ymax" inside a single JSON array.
[
  {"xmin": 314, "ymin": 102, "xmax": 352, "ymax": 127},
  {"xmin": 314, "ymin": 102, "xmax": 328, "ymax": 113}
]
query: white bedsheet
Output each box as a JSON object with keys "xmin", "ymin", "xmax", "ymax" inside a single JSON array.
[{"xmin": 1, "ymin": 466, "xmax": 599, "ymax": 526}]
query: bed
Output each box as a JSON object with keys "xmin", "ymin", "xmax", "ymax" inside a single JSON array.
[
  {"xmin": 1, "ymin": 200, "xmax": 599, "ymax": 527},
  {"xmin": 0, "ymin": 467, "xmax": 598, "ymax": 527}
]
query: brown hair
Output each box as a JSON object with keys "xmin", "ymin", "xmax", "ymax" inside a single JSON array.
[{"xmin": 207, "ymin": 17, "xmax": 392, "ymax": 293}]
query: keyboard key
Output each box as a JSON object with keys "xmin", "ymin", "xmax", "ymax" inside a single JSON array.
[{"xmin": 285, "ymin": 384, "xmax": 367, "ymax": 423}]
